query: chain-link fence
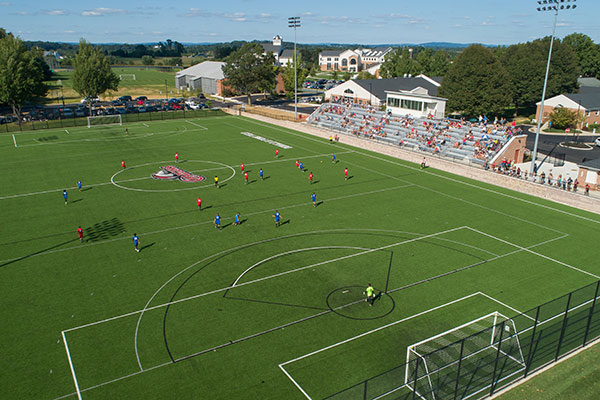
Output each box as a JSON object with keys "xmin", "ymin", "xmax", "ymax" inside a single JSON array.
[
  {"xmin": 1, "ymin": 108, "xmax": 228, "ymax": 133},
  {"xmin": 325, "ymin": 280, "xmax": 600, "ymax": 400}
]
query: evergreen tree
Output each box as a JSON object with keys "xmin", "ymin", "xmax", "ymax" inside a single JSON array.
[
  {"xmin": 439, "ymin": 44, "xmax": 511, "ymax": 116},
  {"xmin": 380, "ymin": 47, "xmax": 422, "ymax": 78},
  {"xmin": 563, "ymin": 33, "xmax": 600, "ymax": 78}
]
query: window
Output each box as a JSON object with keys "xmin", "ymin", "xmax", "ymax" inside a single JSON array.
[
  {"xmin": 344, "ymin": 88, "xmax": 354, "ymax": 94},
  {"xmin": 335, "ymin": 57, "xmax": 339, "ymax": 61},
  {"xmin": 387, "ymin": 98, "xmax": 400, "ymax": 108},
  {"xmin": 399, "ymin": 99, "xmax": 423, "ymax": 111},
  {"xmin": 327, "ymin": 57, "xmax": 331, "ymax": 61},
  {"xmin": 342, "ymin": 59, "xmax": 348, "ymax": 67},
  {"xmin": 327, "ymin": 63, "xmax": 331, "ymax": 70},
  {"xmin": 350, "ymin": 58, "xmax": 357, "ymax": 65}
]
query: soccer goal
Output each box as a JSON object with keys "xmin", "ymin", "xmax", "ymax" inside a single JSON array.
[
  {"xmin": 87, "ymin": 114, "xmax": 123, "ymax": 128},
  {"xmin": 404, "ymin": 312, "xmax": 525, "ymax": 400},
  {"xmin": 119, "ymin": 74, "xmax": 136, "ymax": 80}
]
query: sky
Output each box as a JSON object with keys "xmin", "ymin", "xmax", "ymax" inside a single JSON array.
[{"xmin": 1, "ymin": 0, "xmax": 598, "ymax": 45}]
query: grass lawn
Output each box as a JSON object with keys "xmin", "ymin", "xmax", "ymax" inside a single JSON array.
[
  {"xmin": 1, "ymin": 114, "xmax": 600, "ymax": 399},
  {"xmin": 45, "ymin": 68, "xmax": 183, "ymax": 104}
]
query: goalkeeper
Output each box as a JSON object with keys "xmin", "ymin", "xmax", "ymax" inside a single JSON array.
[{"xmin": 365, "ymin": 283, "xmax": 375, "ymax": 306}]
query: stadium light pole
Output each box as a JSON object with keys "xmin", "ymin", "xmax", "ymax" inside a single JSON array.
[
  {"xmin": 288, "ymin": 16, "xmax": 301, "ymax": 121},
  {"xmin": 530, "ymin": 0, "xmax": 577, "ymax": 174}
]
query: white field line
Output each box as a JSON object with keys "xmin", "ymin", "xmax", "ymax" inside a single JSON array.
[
  {"xmin": 12, "ymin": 134, "xmax": 17, "ymax": 147},
  {"xmin": 0, "ymin": 184, "xmax": 414, "ymax": 266},
  {"xmin": 65, "ymin": 226, "xmax": 465, "ymax": 334},
  {"xmin": 61, "ymin": 331, "xmax": 82, "ymax": 400},
  {"xmin": 477, "ymin": 292, "xmax": 534, "ymax": 321},
  {"xmin": 241, "ymin": 118, "xmax": 600, "ymax": 227},
  {"xmin": 279, "ymin": 364, "xmax": 313, "ymax": 400},
  {"xmin": 0, "ymin": 150, "xmax": 353, "ymax": 200},
  {"xmin": 65, "ymin": 129, "xmax": 70, "ymax": 134},
  {"xmin": 186, "ymin": 120, "xmax": 208, "ymax": 130},
  {"xmin": 142, "ymin": 123, "xmax": 149, "ymax": 128},
  {"xmin": 466, "ymin": 227, "xmax": 600, "ymax": 279},
  {"xmin": 55, "ymin": 229, "xmax": 566, "ymax": 398}
]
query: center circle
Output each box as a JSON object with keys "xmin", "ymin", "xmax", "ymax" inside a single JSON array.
[
  {"xmin": 110, "ymin": 160, "xmax": 236, "ymax": 192},
  {"xmin": 326, "ymin": 285, "xmax": 395, "ymax": 320}
]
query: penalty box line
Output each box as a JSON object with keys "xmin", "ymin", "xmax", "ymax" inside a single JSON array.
[
  {"xmin": 63, "ymin": 226, "xmax": 467, "ymax": 334},
  {"xmin": 278, "ymin": 291, "xmax": 527, "ymax": 400}
]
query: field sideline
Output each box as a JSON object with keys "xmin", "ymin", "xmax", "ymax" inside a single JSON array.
[{"xmin": 1, "ymin": 114, "xmax": 600, "ymax": 399}]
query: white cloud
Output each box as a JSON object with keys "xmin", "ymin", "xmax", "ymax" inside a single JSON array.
[
  {"xmin": 44, "ymin": 9, "xmax": 67, "ymax": 16},
  {"xmin": 82, "ymin": 8, "xmax": 126, "ymax": 17}
]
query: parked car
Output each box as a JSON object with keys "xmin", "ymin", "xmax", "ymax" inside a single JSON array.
[
  {"xmin": 115, "ymin": 107, "xmax": 127, "ymax": 114},
  {"xmin": 171, "ymin": 103, "xmax": 182, "ymax": 110},
  {"xmin": 595, "ymin": 137, "xmax": 600, "ymax": 147},
  {"xmin": 117, "ymin": 95, "xmax": 132, "ymax": 102},
  {"xmin": 80, "ymin": 96, "xmax": 100, "ymax": 104},
  {"xmin": 74, "ymin": 109, "xmax": 85, "ymax": 117}
]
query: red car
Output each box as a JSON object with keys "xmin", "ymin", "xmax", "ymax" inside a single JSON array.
[{"xmin": 172, "ymin": 103, "xmax": 182, "ymax": 110}]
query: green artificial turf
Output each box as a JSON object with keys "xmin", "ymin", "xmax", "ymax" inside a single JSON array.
[{"xmin": 1, "ymin": 114, "xmax": 600, "ymax": 399}]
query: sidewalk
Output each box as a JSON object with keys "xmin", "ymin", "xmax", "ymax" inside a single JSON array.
[{"xmin": 231, "ymin": 110, "xmax": 600, "ymax": 215}]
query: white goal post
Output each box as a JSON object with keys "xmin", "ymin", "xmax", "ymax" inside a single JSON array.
[
  {"xmin": 119, "ymin": 74, "xmax": 136, "ymax": 80},
  {"xmin": 405, "ymin": 312, "xmax": 525, "ymax": 400},
  {"xmin": 87, "ymin": 114, "xmax": 123, "ymax": 128}
]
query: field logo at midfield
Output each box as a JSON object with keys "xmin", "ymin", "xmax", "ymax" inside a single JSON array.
[
  {"xmin": 240, "ymin": 132, "xmax": 292, "ymax": 149},
  {"xmin": 151, "ymin": 166, "xmax": 206, "ymax": 182}
]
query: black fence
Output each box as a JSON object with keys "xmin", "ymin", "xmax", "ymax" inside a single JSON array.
[
  {"xmin": 325, "ymin": 280, "xmax": 600, "ymax": 400},
  {"xmin": 2, "ymin": 108, "xmax": 229, "ymax": 133}
]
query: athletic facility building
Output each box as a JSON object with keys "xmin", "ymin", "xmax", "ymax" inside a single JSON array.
[
  {"xmin": 175, "ymin": 61, "xmax": 226, "ymax": 95},
  {"xmin": 324, "ymin": 74, "xmax": 446, "ymax": 118}
]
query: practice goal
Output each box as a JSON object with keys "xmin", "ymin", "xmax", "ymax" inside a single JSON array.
[
  {"xmin": 119, "ymin": 74, "xmax": 136, "ymax": 80},
  {"xmin": 405, "ymin": 312, "xmax": 525, "ymax": 400},
  {"xmin": 87, "ymin": 114, "xmax": 123, "ymax": 128}
]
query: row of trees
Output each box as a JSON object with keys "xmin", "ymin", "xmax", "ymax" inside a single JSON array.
[
  {"xmin": 439, "ymin": 36, "xmax": 581, "ymax": 116},
  {"xmin": 380, "ymin": 47, "xmax": 450, "ymax": 78}
]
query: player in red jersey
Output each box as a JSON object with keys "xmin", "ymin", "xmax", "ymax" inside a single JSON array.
[
  {"xmin": 244, "ymin": 171, "xmax": 249, "ymax": 184},
  {"xmin": 197, "ymin": 197, "xmax": 202, "ymax": 211},
  {"xmin": 122, "ymin": 160, "xmax": 126, "ymax": 169},
  {"xmin": 275, "ymin": 149, "xmax": 279, "ymax": 158},
  {"xmin": 309, "ymin": 172, "xmax": 314, "ymax": 184},
  {"xmin": 240, "ymin": 163, "xmax": 245, "ymax": 173},
  {"xmin": 77, "ymin": 226, "xmax": 84, "ymax": 243},
  {"xmin": 295, "ymin": 160, "xmax": 299, "ymax": 169},
  {"xmin": 344, "ymin": 167, "xmax": 349, "ymax": 180},
  {"xmin": 175, "ymin": 152, "xmax": 179, "ymax": 163}
]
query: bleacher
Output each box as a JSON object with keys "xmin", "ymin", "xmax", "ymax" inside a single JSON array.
[{"xmin": 307, "ymin": 103, "xmax": 517, "ymax": 165}]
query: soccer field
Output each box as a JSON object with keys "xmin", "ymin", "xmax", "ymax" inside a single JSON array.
[{"xmin": 1, "ymin": 114, "xmax": 600, "ymax": 399}]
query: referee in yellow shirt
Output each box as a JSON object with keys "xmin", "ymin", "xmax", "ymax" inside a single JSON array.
[{"xmin": 365, "ymin": 283, "xmax": 375, "ymax": 306}]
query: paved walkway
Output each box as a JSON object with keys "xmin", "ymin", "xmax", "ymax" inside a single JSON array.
[{"xmin": 231, "ymin": 109, "xmax": 600, "ymax": 216}]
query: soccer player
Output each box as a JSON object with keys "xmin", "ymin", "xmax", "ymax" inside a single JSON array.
[
  {"xmin": 175, "ymin": 152, "xmax": 179, "ymax": 163},
  {"xmin": 240, "ymin": 163, "xmax": 245, "ymax": 173},
  {"xmin": 259, "ymin": 168, "xmax": 264, "ymax": 180},
  {"xmin": 132, "ymin": 233, "xmax": 140, "ymax": 252},
  {"xmin": 299, "ymin": 161, "xmax": 304, "ymax": 172},
  {"xmin": 365, "ymin": 283, "xmax": 375, "ymax": 306},
  {"xmin": 233, "ymin": 212, "xmax": 240, "ymax": 226},
  {"xmin": 329, "ymin": 136, "xmax": 333, "ymax": 144},
  {"xmin": 197, "ymin": 197, "xmax": 202, "ymax": 211},
  {"xmin": 214, "ymin": 175, "xmax": 219, "ymax": 188},
  {"xmin": 296, "ymin": 160, "xmax": 299, "ymax": 169},
  {"xmin": 63, "ymin": 190, "xmax": 68, "ymax": 205},
  {"xmin": 77, "ymin": 226, "xmax": 84, "ymax": 242},
  {"xmin": 122, "ymin": 160, "xmax": 126, "ymax": 169},
  {"xmin": 332, "ymin": 154, "xmax": 336, "ymax": 163},
  {"xmin": 272, "ymin": 210, "xmax": 281, "ymax": 227},
  {"xmin": 77, "ymin": 180, "xmax": 82, "ymax": 192},
  {"xmin": 275, "ymin": 149, "xmax": 279, "ymax": 158},
  {"xmin": 244, "ymin": 171, "xmax": 249, "ymax": 184},
  {"xmin": 344, "ymin": 167, "xmax": 349, "ymax": 181},
  {"xmin": 309, "ymin": 172, "xmax": 314, "ymax": 184},
  {"xmin": 421, "ymin": 157, "xmax": 427, "ymax": 169},
  {"xmin": 312, "ymin": 192, "xmax": 317, "ymax": 207},
  {"xmin": 214, "ymin": 213, "xmax": 221, "ymax": 231},
  {"xmin": 125, "ymin": 128, "xmax": 129, "ymax": 136}
]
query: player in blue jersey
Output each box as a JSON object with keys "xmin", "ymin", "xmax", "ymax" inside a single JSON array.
[
  {"xmin": 312, "ymin": 192, "xmax": 317, "ymax": 207},
  {"xmin": 332, "ymin": 154, "xmax": 336, "ymax": 163},
  {"xmin": 132, "ymin": 233, "xmax": 140, "ymax": 252},
  {"xmin": 299, "ymin": 161, "xmax": 304, "ymax": 171},
  {"xmin": 77, "ymin": 180, "xmax": 82, "ymax": 192},
  {"xmin": 272, "ymin": 210, "xmax": 281, "ymax": 227},
  {"xmin": 233, "ymin": 212, "xmax": 241, "ymax": 226},
  {"xmin": 62, "ymin": 189, "xmax": 68, "ymax": 205},
  {"xmin": 259, "ymin": 168, "xmax": 264, "ymax": 180},
  {"xmin": 214, "ymin": 213, "xmax": 221, "ymax": 230}
]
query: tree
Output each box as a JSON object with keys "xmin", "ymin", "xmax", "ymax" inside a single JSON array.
[
  {"xmin": 72, "ymin": 39, "xmax": 119, "ymax": 104},
  {"xmin": 549, "ymin": 107, "xmax": 577, "ymax": 130},
  {"xmin": 439, "ymin": 44, "xmax": 511, "ymax": 116},
  {"xmin": 416, "ymin": 48, "xmax": 433, "ymax": 75},
  {"xmin": 380, "ymin": 47, "xmax": 422, "ymax": 78},
  {"xmin": 430, "ymin": 50, "xmax": 450, "ymax": 76},
  {"xmin": 356, "ymin": 71, "xmax": 376, "ymax": 80},
  {"xmin": 501, "ymin": 38, "xmax": 580, "ymax": 115},
  {"xmin": 0, "ymin": 34, "xmax": 47, "ymax": 121},
  {"xmin": 563, "ymin": 33, "xmax": 600, "ymax": 78},
  {"xmin": 222, "ymin": 43, "xmax": 276, "ymax": 105},
  {"xmin": 141, "ymin": 55, "xmax": 154, "ymax": 65},
  {"xmin": 282, "ymin": 52, "xmax": 308, "ymax": 98}
]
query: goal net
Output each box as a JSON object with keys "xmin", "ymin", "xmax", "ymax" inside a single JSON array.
[
  {"xmin": 87, "ymin": 114, "xmax": 123, "ymax": 128},
  {"xmin": 405, "ymin": 312, "xmax": 525, "ymax": 400},
  {"xmin": 119, "ymin": 74, "xmax": 136, "ymax": 80}
]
